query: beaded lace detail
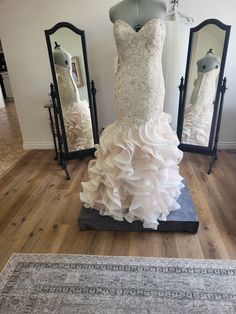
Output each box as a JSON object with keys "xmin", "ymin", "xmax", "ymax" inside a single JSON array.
[
  {"xmin": 55, "ymin": 65, "xmax": 94, "ymax": 151},
  {"xmin": 114, "ymin": 19, "xmax": 166, "ymax": 126},
  {"xmin": 182, "ymin": 68, "xmax": 220, "ymax": 146}
]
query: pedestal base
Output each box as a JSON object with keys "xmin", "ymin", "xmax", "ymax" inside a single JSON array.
[{"xmin": 78, "ymin": 182, "xmax": 199, "ymax": 234}]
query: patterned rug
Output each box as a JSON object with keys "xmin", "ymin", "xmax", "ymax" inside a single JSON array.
[{"xmin": 0, "ymin": 254, "xmax": 236, "ymax": 314}]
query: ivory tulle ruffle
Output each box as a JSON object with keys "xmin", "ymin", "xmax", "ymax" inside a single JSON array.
[
  {"xmin": 182, "ymin": 105, "xmax": 213, "ymax": 146},
  {"xmin": 63, "ymin": 100, "xmax": 94, "ymax": 151},
  {"xmin": 80, "ymin": 113, "xmax": 184, "ymax": 230}
]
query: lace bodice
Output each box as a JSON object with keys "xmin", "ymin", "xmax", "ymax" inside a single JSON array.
[
  {"xmin": 189, "ymin": 68, "xmax": 219, "ymax": 112},
  {"xmin": 183, "ymin": 68, "xmax": 220, "ymax": 146},
  {"xmin": 55, "ymin": 64, "xmax": 81, "ymax": 109},
  {"xmin": 55, "ymin": 64, "xmax": 94, "ymax": 151},
  {"xmin": 113, "ymin": 19, "xmax": 166, "ymax": 126}
]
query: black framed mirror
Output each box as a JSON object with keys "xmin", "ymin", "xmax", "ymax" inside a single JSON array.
[
  {"xmin": 45, "ymin": 22, "xmax": 99, "ymax": 162},
  {"xmin": 177, "ymin": 19, "xmax": 231, "ymax": 173}
]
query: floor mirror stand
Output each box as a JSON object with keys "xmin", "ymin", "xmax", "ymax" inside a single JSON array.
[
  {"xmin": 47, "ymin": 83, "xmax": 71, "ymax": 180},
  {"xmin": 178, "ymin": 76, "xmax": 228, "ymax": 175},
  {"xmin": 45, "ymin": 81, "xmax": 98, "ymax": 180},
  {"xmin": 208, "ymin": 77, "xmax": 227, "ymax": 174}
]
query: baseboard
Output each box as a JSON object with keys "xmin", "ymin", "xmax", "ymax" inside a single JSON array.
[
  {"xmin": 218, "ymin": 142, "xmax": 236, "ymax": 150},
  {"xmin": 23, "ymin": 142, "xmax": 54, "ymax": 150},
  {"xmin": 23, "ymin": 141, "xmax": 236, "ymax": 151}
]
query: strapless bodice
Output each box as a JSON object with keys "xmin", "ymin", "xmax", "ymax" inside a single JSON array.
[
  {"xmin": 190, "ymin": 68, "xmax": 219, "ymax": 109},
  {"xmin": 114, "ymin": 19, "xmax": 166, "ymax": 63},
  {"xmin": 55, "ymin": 64, "xmax": 81, "ymax": 108},
  {"xmin": 113, "ymin": 19, "xmax": 166, "ymax": 126},
  {"xmin": 183, "ymin": 68, "xmax": 220, "ymax": 146}
]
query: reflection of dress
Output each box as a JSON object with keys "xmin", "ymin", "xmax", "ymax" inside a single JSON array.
[
  {"xmin": 55, "ymin": 64, "xmax": 94, "ymax": 151},
  {"xmin": 182, "ymin": 68, "xmax": 220, "ymax": 146},
  {"xmin": 80, "ymin": 19, "xmax": 184, "ymax": 230}
]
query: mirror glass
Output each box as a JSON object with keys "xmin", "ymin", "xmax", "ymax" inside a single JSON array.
[
  {"xmin": 49, "ymin": 27, "xmax": 94, "ymax": 152},
  {"xmin": 182, "ymin": 24, "xmax": 226, "ymax": 147}
]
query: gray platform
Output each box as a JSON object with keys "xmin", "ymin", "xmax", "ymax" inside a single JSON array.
[{"xmin": 78, "ymin": 182, "xmax": 199, "ymax": 234}]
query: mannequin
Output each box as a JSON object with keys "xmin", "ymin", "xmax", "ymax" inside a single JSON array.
[
  {"xmin": 111, "ymin": 0, "xmax": 167, "ymax": 71},
  {"xmin": 53, "ymin": 43, "xmax": 80, "ymax": 105},
  {"xmin": 52, "ymin": 43, "xmax": 94, "ymax": 151},
  {"xmin": 53, "ymin": 42, "xmax": 71, "ymax": 68},
  {"xmin": 109, "ymin": 0, "xmax": 167, "ymax": 30},
  {"xmin": 182, "ymin": 49, "xmax": 220, "ymax": 146},
  {"xmin": 189, "ymin": 50, "xmax": 221, "ymax": 106},
  {"xmin": 197, "ymin": 49, "xmax": 221, "ymax": 73}
]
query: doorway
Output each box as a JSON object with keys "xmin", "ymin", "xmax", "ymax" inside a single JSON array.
[{"xmin": 0, "ymin": 40, "xmax": 27, "ymax": 177}]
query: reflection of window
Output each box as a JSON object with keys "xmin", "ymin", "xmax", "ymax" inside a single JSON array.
[{"xmin": 71, "ymin": 56, "xmax": 83, "ymax": 87}]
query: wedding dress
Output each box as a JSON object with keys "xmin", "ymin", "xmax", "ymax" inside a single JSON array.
[
  {"xmin": 182, "ymin": 68, "xmax": 220, "ymax": 146},
  {"xmin": 80, "ymin": 19, "xmax": 184, "ymax": 230},
  {"xmin": 55, "ymin": 64, "xmax": 94, "ymax": 151}
]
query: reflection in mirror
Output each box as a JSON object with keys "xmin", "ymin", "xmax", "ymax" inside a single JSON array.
[
  {"xmin": 50, "ymin": 28, "xmax": 94, "ymax": 152},
  {"xmin": 182, "ymin": 24, "xmax": 225, "ymax": 147}
]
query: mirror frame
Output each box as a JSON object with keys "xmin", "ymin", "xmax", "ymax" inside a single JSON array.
[
  {"xmin": 45, "ymin": 22, "xmax": 99, "ymax": 160},
  {"xmin": 177, "ymin": 19, "xmax": 231, "ymax": 156}
]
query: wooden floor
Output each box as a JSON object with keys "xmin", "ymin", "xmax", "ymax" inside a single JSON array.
[{"xmin": 0, "ymin": 150, "xmax": 236, "ymax": 270}]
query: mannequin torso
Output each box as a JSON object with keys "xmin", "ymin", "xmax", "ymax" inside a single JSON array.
[
  {"xmin": 53, "ymin": 43, "xmax": 82, "ymax": 104},
  {"xmin": 197, "ymin": 51, "xmax": 221, "ymax": 73},
  {"xmin": 109, "ymin": 0, "xmax": 167, "ymax": 29},
  {"xmin": 53, "ymin": 43, "xmax": 71, "ymax": 69}
]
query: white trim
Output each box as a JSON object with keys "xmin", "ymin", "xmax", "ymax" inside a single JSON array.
[
  {"xmin": 23, "ymin": 142, "xmax": 54, "ymax": 150},
  {"xmin": 23, "ymin": 141, "xmax": 236, "ymax": 151},
  {"xmin": 218, "ymin": 142, "xmax": 236, "ymax": 150}
]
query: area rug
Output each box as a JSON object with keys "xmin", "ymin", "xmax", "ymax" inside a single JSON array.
[{"xmin": 0, "ymin": 254, "xmax": 236, "ymax": 313}]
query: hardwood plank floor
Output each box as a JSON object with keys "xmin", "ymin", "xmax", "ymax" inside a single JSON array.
[{"xmin": 0, "ymin": 150, "xmax": 235, "ymax": 270}]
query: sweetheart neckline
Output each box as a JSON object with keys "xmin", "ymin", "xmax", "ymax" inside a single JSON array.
[{"xmin": 114, "ymin": 18, "xmax": 163, "ymax": 34}]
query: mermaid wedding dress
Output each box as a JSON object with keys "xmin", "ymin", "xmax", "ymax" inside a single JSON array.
[
  {"xmin": 55, "ymin": 64, "xmax": 94, "ymax": 151},
  {"xmin": 182, "ymin": 68, "xmax": 220, "ymax": 146},
  {"xmin": 80, "ymin": 19, "xmax": 184, "ymax": 230}
]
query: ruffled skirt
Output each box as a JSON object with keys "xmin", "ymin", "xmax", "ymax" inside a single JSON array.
[
  {"xmin": 80, "ymin": 113, "xmax": 184, "ymax": 230},
  {"xmin": 63, "ymin": 100, "xmax": 94, "ymax": 151},
  {"xmin": 182, "ymin": 105, "xmax": 213, "ymax": 146}
]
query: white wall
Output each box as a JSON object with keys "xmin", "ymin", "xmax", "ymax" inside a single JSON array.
[
  {"xmin": 163, "ymin": 21, "xmax": 191, "ymax": 130},
  {"xmin": 0, "ymin": 0, "xmax": 235, "ymax": 149}
]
